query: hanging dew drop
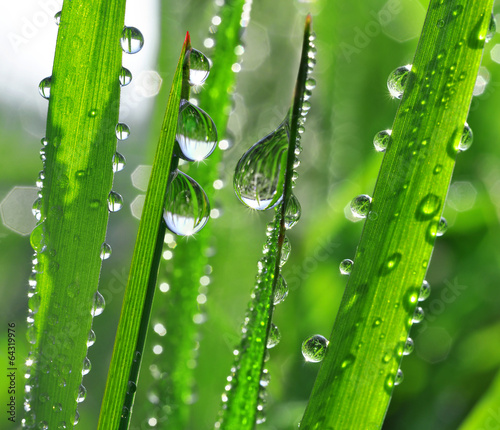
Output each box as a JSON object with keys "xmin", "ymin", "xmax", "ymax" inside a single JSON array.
[
  {"xmin": 119, "ymin": 67, "xmax": 132, "ymax": 86},
  {"xmin": 350, "ymin": 194, "xmax": 372, "ymax": 219},
  {"xmin": 120, "ymin": 26, "xmax": 144, "ymax": 54},
  {"xmin": 266, "ymin": 324, "xmax": 281, "ymax": 348},
  {"xmin": 419, "ymin": 280, "xmax": 431, "ymax": 301},
  {"xmin": 339, "ymin": 259, "xmax": 353, "ymax": 275},
  {"xmin": 115, "ymin": 123, "xmax": 130, "ymax": 140},
  {"xmin": 91, "ymin": 291, "xmax": 105, "ymax": 317},
  {"xmin": 82, "ymin": 357, "xmax": 91, "ymax": 376},
  {"xmin": 373, "ymin": 129, "xmax": 392, "ymax": 152},
  {"xmin": 457, "ymin": 122, "xmax": 473, "ymax": 152},
  {"xmin": 185, "ymin": 48, "xmax": 211, "ymax": 86},
  {"xmin": 403, "ymin": 338, "xmax": 414, "ymax": 356},
  {"xmin": 280, "ymin": 237, "xmax": 291, "ymax": 267},
  {"xmin": 164, "ymin": 170, "xmax": 210, "ymax": 236},
  {"xmin": 273, "ymin": 275, "xmax": 288, "ymax": 305},
  {"xmin": 107, "ymin": 191, "xmax": 123, "ymax": 212},
  {"xmin": 176, "ymin": 100, "xmax": 218, "ymax": 161},
  {"xmin": 412, "ymin": 306, "xmax": 424, "ymax": 324},
  {"xmin": 387, "ymin": 64, "xmax": 412, "ymax": 99},
  {"xmin": 284, "ymin": 194, "xmax": 301, "ymax": 229},
  {"xmin": 394, "ymin": 369, "xmax": 404, "ymax": 386},
  {"xmin": 305, "ymin": 78, "xmax": 316, "ymax": 91},
  {"xmin": 32, "ymin": 198, "xmax": 42, "ymax": 221},
  {"xmin": 486, "ymin": 13, "xmax": 497, "ymax": 43},
  {"xmin": 112, "ymin": 152, "xmax": 126, "ymax": 172},
  {"xmin": 38, "ymin": 77, "xmax": 52, "ymax": 99},
  {"xmin": 302, "ymin": 334, "xmax": 329, "ymax": 363},
  {"xmin": 100, "ymin": 243, "xmax": 112, "ymax": 260},
  {"xmin": 436, "ymin": 217, "xmax": 447, "ymax": 236},
  {"xmin": 54, "ymin": 11, "xmax": 61, "ymax": 25},
  {"xmin": 76, "ymin": 385, "xmax": 86, "ymax": 403},
  {"xmin": 234, "ymin": 120, "xmax": 289, "ymax": 210}
]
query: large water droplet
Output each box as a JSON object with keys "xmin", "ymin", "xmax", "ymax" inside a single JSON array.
[
  {"xmin": 339, "ymin": 259, "xmax": 353, "ymax": 275},
  {"xmin": 273, "ymin": 275, "xmax": 288, "ymax": 305},
  {"xmin": 185, "ymin": 48, "xmax": 210, "ymax": 86},
  {"xmin": 234, "ymin": 120, "xmax": 289, "ymax": 210},
  {"xmin": 176, "ymin": 101, "xmax": 217, "ymax": 161},
  {"xmin": 91, "ymin": 291, "xmax": 105, "ymax": 317},
  {"xmin": 112, "ymin": 152, "xmax": 126, "ymax": 172},
  {"xmin": 373, "ymin": 129, "xmax": 392, "ymax": 152},
  {"xmin": 120, "ymin": 27, "xmax": 144, "ymax": 54},
  {"xmin": 119, "ymin": 67, "xmax": 132, "ymax": 86},
  {"xmin": 39, "ymin": 77, "xmax": 52, "ymax": 99},
  {"xmin": 284, "ymin": 194, "xmax": 301, "ymax": 229},
  {"xmin": 350, "ymin": 194, "xmax": 372, "ymax": 219},
  {"xmin": 457, "ymin": 122, "xmax": 473, "ymax": 152},
  {"xmin": 302, "ymin": 334, "xmax": 329, "ymax": 363},
  {"xmin": 108, "ymin": 191, "xmax": 123, "ymax": 212},
  {"xmin": 487, "ymin": 13, "xmax": 497, "ymax": 43},
  {"xmin": 164, "ymin": 170, "xmax": 210, "ymax": 236},
  {"xmin": 266, "ymin": 324, "xmax": 281, "ymax": 348},
  {"xmin": 387, "ymin": 65, "xmax": 412, "ymax": 99}
]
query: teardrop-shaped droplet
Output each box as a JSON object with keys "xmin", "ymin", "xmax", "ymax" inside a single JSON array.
[
  {"xmin": 339, "ymin": 259, "xmax": 353, "ymax": 275},
  {"xmin": 486, "ymin": 13, "xmax": 497, "ymax": 43},
  {"xmin": 373, "ymin": 129, "xmax": 392, "ymax": 152},
  {"xmin": 280, "ymin": 237, "xmax": 291, "ymax": 267},
  {"xmin": 302, "ymin": 334, "xmax": 329, "ymax": 363},
  {"xmin": 120, "ymin": 27, "xmax": 144, "ymax": 54},
  {"xmin": 164, "ymin": 171, "xmax": 210, "ymax": 236},
  {"xmin": 87, "ymin": 330, "xmax": 96, "ymax": 347},
  {"xmin": 457, "ymin": 122, "xmax": 473, "ymax": 152},
  {"xmin": 107, "ymin": 191, "xmax": 123, "ymax": 212},
  {"xmin": 100, "ymin": 243, "xmax": 112, "ymax": 260},
  {"xmin": 112, "ymin": 152, "xmax": 126, "ymax": 172},
  {"xmin": 39, "ymin": 77, "xmax": 52, "ymax": 99},
  {"xmin": 119, "ymin": 67, "xmax": 132, "ymax": 86},
  {"xmin": 403, "ymin": 338, "xmax": 414, "ymax": 355},
  {"xmin": 350, "ymin": 194, "xmax": 372, "ymax": 219},
  {"xmin": 76, "ymin": 385, "xmax": 86, "ymax": 403},
  {"xmin": 284, "ymin": 194, "xmax": 301, "ymax": 229},
  {"xmin": 115, "ymin": 123, "xmax": 130, "ymax": 140},
  {"xmin": 273, "ymin": 275, "xmax": 288, "ymax": 305},
  {"xmin": 32, "ymin": 198, "xmax": 43, "ymax": 221},
  {"xmin": 305, "ymin": 78, "xmax": 316, "ymax": 91},
  {"xmin": 436, "ymin": 217, "xmax": 447, "ymax": 236},
  {"xmin": 266, "ymin": 324, "xmax": 281, "ymax": 348},
  {"xmin": 176, "ymin": 101, "xmax": 217, "ymax": 161},
  {"xmin": 91, "ymin": 291, "xmax": 105, "ymax": 317},
  {"xmin": 412, "ymin": 306, "xmax": 424, "ymax": 323},
  {"xmin": 419, "ymin": 280, "xmax": 431, "ymax": 301},
  {"xmin": 185, "ymin": 48, "xmax": 210, "ymax": 86},
  {"xmin": 30, "ymin": 222, "xmax": 47, "ymax": 253},
  {"xmin": 81, "ymin": 357, "xmax": 91, "ymax": 376},
  {"xmin": 234, "ymin": 120, "xmax": 289, "ymax": 210},
  {"xmin": 54, "ymin": 11, "xmax": 61, "ymax": 25},
  {"xmin": 387, "ymin": 65, "xmax": 412, "ymax": 99},
  {"xmin": 394, "ymin": 368, "xmax": 404, "ymax": 386}
]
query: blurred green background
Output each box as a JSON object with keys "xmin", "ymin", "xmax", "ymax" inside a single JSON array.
[{"xmin": 1, "ymin": 0, "xmax": 500, "ymax": 429}]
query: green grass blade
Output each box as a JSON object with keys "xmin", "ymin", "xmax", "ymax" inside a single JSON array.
[
  {"xmin": 25, "ymin": 1, "xmax": 126, "ymax": 427},
  {"xmin": 300, "ymin": 1, "xmax": 494, "ymax": 428},
  {"xmin": 217, "ymin": 16, "xmax": 314, "ymax": 430},
  {"xmin": 97, "ymin": 34, "xmax": 190, "ymax": 430}
]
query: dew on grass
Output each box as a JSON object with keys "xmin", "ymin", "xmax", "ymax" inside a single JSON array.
[
  {"xmin": 107, "ymin": 191, "xmax": 123, "ymax": 212},
  {"xmin": 339, "ymin": 259, "xmax": 353, "ymax": 275},
  {"xmin": 373, "ymin": 129, "xmax": 392, "ymax": 152},
  {"xmin": 100, "ymin": 242, "xmax": 112, "ymax": 260},
  {"xmin": 176, "ymin": 100, "xmax": 217, "ymax": 161},
  {"xmin": 280, "ymin": 237, "xmax": 291, "ymax": 267},
  {"xmin": 82, "ymin": 357, "xmax": 91, "ymax": 376},
  {"xmin": 350, "ymin": 194, "xmax": 372, "ymax": 219},
  {"xmin": 185, "ymin": 48, "xmax": 210, "ymax": 86},
  {"xmin": 91, "ymin": 291, "xmax": 105, "ymax": 317},
  {"xmin": 418, "ymin": 194, "xmax": 440, "ymax": 218},
  {"xmin": 487, "ymin": 13, "xmax": 497, "ymax": 43},
  {"xmin": 387, "ymin": 64, "xmax": 412, "ymax": 99},
  {"xmin": 436, "ymin": 217, "xmax": 448, "ymax": 236},
  {"xmin": 76, "ymin": 384, "xmax": 86, "ymax": 403},
  {"xmin": 302, "ymin": 334, "xmax": 329, "ymax": 363},
  {"xmin": 273, "ymin": 275, "xmax": 288, "ymax": 305},
  {"xmin": 164, "ymin": 170, "xmax": 210, "ymax": 236},
  {"xmin": 404, "ymin": 338, "xmax": 414, "ymax": 355},
  {"xmin": 457, "ymin": 122, "xmax": 473, "ymax": 152},
  {"xmin": 54, "ymin": 11, "xmax": 61, "ymax": 25},
  {"xmin": 412, "ymin": 306, "xmax": 424, "ymax": 323},
  {"xmin": 39, "ymin": 77, "xmax": 52, "ymax": 99},
  {"xmin": 120, "ymin": 27, "xmax": 144, "ymax": 54},
  {"xmin": 87, "ymin": 330, "xmax": 96, "ymax": 347},
  {"xmin": 112, "ymin": 152, "xmax": 126, "ymax": 172},
  {"xmin": 119, "ymin": 67, "xmax": 132, "ymax": 86},
  {"xmin": 419, "ymin": 280, "xmax": 431, "ymax": 301},
  {"xmin": 115, "ymin": 123, "xmax": 130, "ymax": 140},
  {"xmin": 32, "ymin": 198, "xmax": 42, "ymax": 221},
  {"xmin": 234, "ymin": 120, "xmax": 289, "ymax": 210},
  {"xmin": 267, "ymin": 324, "xmax": 281, "ymax": 348},
  {"xmin": 305, "ymin": 78, "xmax": 316, "ymax": 90},
  {"xmin": 284, "ymin": 194, "xmax": 301, "ymax": 229},
  {"xmin": 394, "ymin": 369, "xmax": 404, "ymax": 386}
]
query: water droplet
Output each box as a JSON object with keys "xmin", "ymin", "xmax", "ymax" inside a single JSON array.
[
  {"xmin": 403, "ymin": 338, "xmax": 414, "ymax": 355},
  {"xmin": 418, "ymin": 194, "xmax": 441, "ymax": 218},
  {"xmin": 164, "ymin": 170, "xmax": 210, "ymax": 236},
  {"xmin": 259, "ymin": 369, "xmax": 270, "ymax": 387},
  {"xmin": 350, "ymin": 194, "xmax": 372, "ymax": 219},
  {"xmin": 302, "ymin": 334, "xmax": 329, "ymax": 363},
  {"xmin": 52, "ymin": 402, "xmax": 62, "ymax": 413},
  {"xmin": 28, "ymin": 293, "xmax": 41, "ymax": 314},
  {"xmin": 487, "ymin": 13, "xmax": 497, "ymax": 43},
  {"xmin": 185, "ymin": 48, "xmax": 210, "ymax": 86},
  {"xmin": 38, "ymin": 77, "xmax": 52, "ymax": 99},
  {"xmin": 339, "ymin": 259, "xmax": 353, "ymax": 275},
  {"xmin": 419, "ymin": 280, "xmax": 431, "ymax": 301},
  {"xmin": 394, "ymin": 369, "xmax": 404, "ymax": 386},
  {"xmin": 387, "ymin": 65, "xmax": 412, "ymax": 99},
  {"xmin": 433, "ymin": 164, "xmax": 443, "ymax": 174},
  {"xmin": 91, "ymin": 291, "xmax": 105, "ymax": 317},
  {"xmin": 119, "ymin": 67, "xmax": 132, "ymax": 86},
  {"xmin": 100, "ymin": 242, "xmax": 112, "ymax": 260},
  {"xmin": 107, "ymin": 191, "xmax": 123, "ymax": 212},
  {"xmin": 267, "ymin": 324, "xmax": 281, "ymax": 348},
  {"xmin": 234, "ymin": 120, "xmax": 289, "ymax": 210},
  {"xmin": 457, "ymin": 122, "xmax": 473, "ymax": 152},
  {"xmin": 54, "ymin": 11, "xmax": 61, "ymax": 25},
  {"xmin": 112, "ymin": 152, "xmax": 126, "ymax": 172},
  {"xmin": 373, "ymin": 129, "xmax": 392, "ymax": 152},
  {"xmin": 273, "ymin": 275, "xmax": 288, "ymax": 305},
  {"xmin": 32, "ymin": 198, "xmax": 43, "ymax": 221},
  {"xmin": 76, "ymin": 385, "xmax": 86, "ymax": 403},
  {"xmin": 30, "ymin": 222, "xmax": 47, "ymax": 253},
  {"xmin": 73, "ymin": 410, "xmax": 80, "ymax": 425},
  {"xmin": 82, "ymin": 357, "xmax": 91, "ymax": 376},
  {"xmin": 284, "ymin": 194, "xmax": 301, "ymax": 229},
  {"xmin": 89, "ymin": 109, "xmax": 98, "ymax": 118},
  {"xmin": 115, "ymin": 123, "xmax": 130, "ymax": 140},
  {"xmin": 412, "ymin": 306, "xmax": 424, "ymax": 323},
  {"xmin": 120, "ymin": 26, "xmax": 144, "ymax": 54},
  {"xmin": 436, "ymin": 19, "xmax": 445, "ymax": 28},
  {"xmin": 305, "ymin": 78, "xmax": 316, "ymax": 91},
  {"xmin": 436, "ymin": 217, "xmax": 447, "ymax": 236},
  {"xmin": 87, "ymin": 330, "xmax": 96, "ymax": 347},
  {"xmin": 38, "ymin": 421, "xmax": 49, "ymax": 430},
  {"xmin": 280, "ymin": 237, "xmax": 291, "ymax": 267},
  {"xmin": 176, "ymin": 100, "xmax": 217, "ymax": 161},
  {"xmin": 57, "ymin": 421, "xmax": 67, "ymax": 429}
]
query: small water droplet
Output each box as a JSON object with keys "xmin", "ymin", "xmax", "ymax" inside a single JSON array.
[
  {"xmin": 75, "ymin": 385, "xmax": 86, "ymax": 403},
  {"xmin": 302, "ymin": 334, "xmax": 329, "ymax": 363},
  {"xmin": 412, "ymin": 306, "xmax": 424, "ymax": 323},
  {"xmin": 339, "ymin": 259, "xmax": 353, "ymax": 275},
  {"xmin": 284, "ymin": 194, "xmax": 301, "ymax": 229},
  {"xmin": 457, "ymin": 122, "xmax": 473, "ymax": 152},
  {"xmin": 39, "ymin": 77, "xmax": 52, "ymax": 99},
  {"xmin": 176, "ymin": 100, "xmax": 217, "ymax": 161},
  {"xmin": 119, "ymin": 67, "xmax": 132, "ymax": 86},
  {"xmin": 403, "ymin": 338, "xmax": 414, "ymax": 355},
  {"xmin": 418, "ymin": 194, "xmax": 441, "ymax": 218},
  {"xmin": 267, "ymin": 323, "xmax": 281, "ymax": 348},
  {"xmin": 350, "ymin": 194, "xmax": 372, "ymax": 219},
  {"xmin": 185, "ymin": 48, "xmax": 210, "ymax": 86},
  {"xmin": 234, "ymin": 120, "xmax": 289, "ymax": 210},
  {"xmin": 120, "ymin": 26, "xmax": 144, "ymax": 54},
  {"xmin": 273, "ymin": 275, "xmax": 288, "ymax": 305},
  {"xmin": 487, "ymin": 13, "xmax": 497, "ymax": 43},
  {"xmin": 32, "ymin": 197, "xmax": 43, "ymax": 221},
  {"xmin": 52, "ymin": 402, "xmax": 62, "ymax": 413},
  {"xmin": 73, "ymin": 410, "xmax": 80, "ymax": 425},
  {"xmin": 433, "ymin": 164, "xmax": 443, "ymax": 174},
  {"xmin": 91, "ymin": 291, "xmax": 105, "ymax": 317},
  {"xmin": 387, "ymin": 65, "xmax": 412, "ymax": 99},
  {"xmin": 436, "ymin": 19, "xmax": 445, "ymax": 28},
  {"xmin": 112, "ymin": 152, "xmax": 126, "ymax": 172},
  {"xmin": 100, "ymin": 242, "xmax": 112, "ymax": 260},
  {"xmin": 419, "ymin": 280, "xmax": 431, "ymax": 301},
  {"xmin": 57, "ymin": 421, "xmax": 67, "ymax": 429},
  {"xmin": 54, "ymin": 11, "xmax": 61, "ymax": 25},
  {"xmin": 107, "ymin": 191, "xmax": 123, "ymax": 212},
  {"xmin": 115, "ymin": 123, "xmax": 130, "ymax": 140},
  {"xmin": 280, "ymin": 237, "xmax": 291, "ymax": 267},
  {"xmin": 259, "ymin": 369, "xmax": 270, "ymax": 387},
  {"xmin": 164, "ymin": 170, "xmax": 210, "ymax": 236},
  {"xmin": 38, "ymin": 421, "xmax": 49, "ymax": 430},
  {"xmin": 373, "ymin": 129, "xmax": 392, "ymax": 152},
  {"xmin": 436, "ymin": 217, "xmax": 447, "ymax": 236},
  {"xmin": 30, "ymin": 222, "xmax": 47, "ymax": 253},
  {"xmin": 82, "ymin": 357, "xmax": 91, "ymax": 376},
  {"xmin": 87, "ymin": 330, "xmax": 96, "ymax": 347},
  {"xmin": 88, "ymin": 109, "xmax": 98, "ymax": 118},
  {"xmin": 394, "ymin": 368, "xmax": 404, "ymax": 386},
  {"xmin": 305, "ymin": 78, "xmax": 316, "ymax": 91}
]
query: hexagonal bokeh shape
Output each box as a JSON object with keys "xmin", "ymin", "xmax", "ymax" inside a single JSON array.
[
  {"xmin": 130, "ymin": 195, "xmax": 145, "ymax": 219},
  {"xmin": 131, "ymin": 165, "xmax": 152, "ymax": 191},
  {"xmin": 380, "ymin": 0, "xmax": 426, "ymax": 43},
  {"xmin": 135, "ymin": 71, "xmax": 162, "ymax": 98},
  {"xmin": 415, "ymin": 326, "xmax": 453, "ymax": 363},
  {"xmin": 447, "ymin": 181, "xmax": 477, "ymax": 212},
  {"xmin": 491, "ymin": 44, "xmax": 500, "ymax": 64},
  {"xmin": 0, "ymin": 186, "xmax": 39, "ymax": 236}
]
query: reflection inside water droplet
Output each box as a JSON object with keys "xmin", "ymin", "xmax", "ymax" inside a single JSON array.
[
  {"xmin": 302, "ymin": 334, "xmax": 329, "ymax": 363},
  {"xmin": 284, "ymin": 194, "xmax": 301, "ymax": 229},
  {"xmin": 387, "ymin": 65, "xmax": 412, "ymax": 99},
  {"xmin": 39, "ymin": 77, "xmax": 52, "ymax": 99},
  {"xmin": 350, "ymin": 194, "xmax": 372, "ymax": 219},
  {"xmin": 185, "ymin": 48, "xmax": 211, "ymax": 86},
  {"xmin": 373, "ymin": 129, "xmax": 392, "ymax": 152},
  {"xmin": 120, "ymin": 27, "xmax": 144, "ymax": 54}
]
